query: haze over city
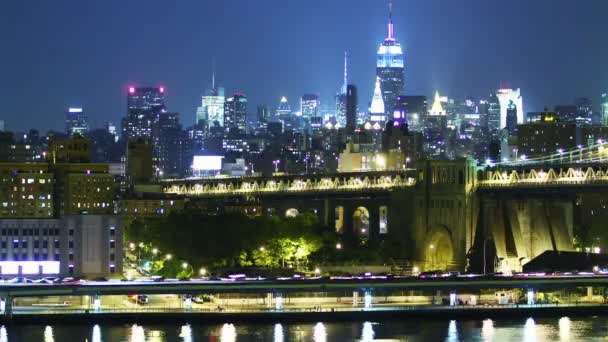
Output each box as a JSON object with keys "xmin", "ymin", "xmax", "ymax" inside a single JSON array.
[{"xmin": 2, "ymin": 0, "xmax": 607, "ymax": 130}]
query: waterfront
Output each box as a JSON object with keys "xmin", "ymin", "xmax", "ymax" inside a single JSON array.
[{"xmin": 3, "ymin": 316, "xmax": 608, "ymax": 341}]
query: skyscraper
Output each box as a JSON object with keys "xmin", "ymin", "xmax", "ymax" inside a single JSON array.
[
  {"xmin": 376, "ymin": 0, "xmax": 405, "ymax": 117},
  {"xmin": 505, "ymin": 101, "xmax": 518, "ymax": 134},
  {"xmin": 335, "ymin": 52, "xmax": 349, "ymax": 127},
  {"xmin": 301, "ymin": 94, "xmax": 320, "ymax": 119},
  {"xmin": 369, "ymin": 77, "xmax": 386, "ymax": 124},
  {"xmin": 402, "ymin": 96, "xmax": 427, "ymax": 132},
  {"xmin": 496, "ymin": 88, "xmax": 524, "ymax": 129},
  {"xmin": 487, "ymin": 93, "xmax": 501, "ymax": 132},
  {"xmin": 256, "ymin": 105, "xmax": 271, "ymax": 129},
  {"xmin": 196, "ymin": 72, "xmax": 225, "ymax": 129},
  {"xmin": 346, "ymin": 84, "xmax": 358, "ymax": 132},
  {"xmin": 122, "ymin": 86, "xmax": 166, "ymax": 140},
  {"xmin": 602, "ymin": 92, "xmax": 608, "ymax": 125},
  {"xmin": 65, "ymin": 107, "xmax": 88, "ymax": 136},
  {"xmin": 224, "ymin": 92, "xmax": 247, "ymax": 133}
]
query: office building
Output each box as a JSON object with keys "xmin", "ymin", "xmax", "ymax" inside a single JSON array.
[
  {"xmin": 301, "ymin": 94, "xmax": 320, "ymax": 119},
  {"xmin": 402, "ymin": 96, "xmax": 427, "ymax": 132},
  {"xmin": 122, "ymin": 87, "xmax": 166, "ymax": 141},
  {"xmin": 224, "ymin": 92, "xmax": 247, "ymax": 133},
  {"xmin": 487, "ymin": 93, "xmax": 501, "ymax": 132},
  {"xmin": 346, "ymin": 85, "xmax": 358, "ymax": 132},
  {"xmin": 0, "ymin": 215, "xmax": 123, "ymax": 278},
  {"xmin": 376, "ymin": 1, "xmax": 405, "ymax": 116},
  {"xmin": 65, "ymin": 107, "xmax": 88, "ymax": 136},
  {"xmin": 496, "ymin": 88, "xmax": 524, "ymax": 129},
  {"xmin": 517, "ymin": 113, "xmax": 576, "ymax": 158}
]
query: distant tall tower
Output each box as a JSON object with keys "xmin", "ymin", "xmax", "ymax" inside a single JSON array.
[
  {"xmin": 335, "ymin": 51, "xmax": 349, "ymax": 127},
  {"xmin": 196, "ymin": 68, "xmax": 225, "ymax": 129},
  {"xmin": 376, "ymin": 0, "xmax": 405, "ymax": 117},
  {"xmin": 487, "ymin": 93, "xmax": 501, "ymax": 132},
  {"xmin": 602, "ymin": 92, "xmax": 608, "ymax": 125}
]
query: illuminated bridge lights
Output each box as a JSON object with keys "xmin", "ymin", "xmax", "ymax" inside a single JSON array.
[
  {"xmin": 163, "ymin": 173, "xmax": 416, "ymax": 196},
  {"xmin": 480, "ymin": 166, "xmax": 608, "ymax": 188}
]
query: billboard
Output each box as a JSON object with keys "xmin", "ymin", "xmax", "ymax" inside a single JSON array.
[{"xmin": 192, "ymin": 156, "xmax": 223, "ymax": 171}]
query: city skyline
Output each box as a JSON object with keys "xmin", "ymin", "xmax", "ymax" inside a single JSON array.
[{"xmin": 1, "ymin": 0, "xmax": 608, "ymax": 131}]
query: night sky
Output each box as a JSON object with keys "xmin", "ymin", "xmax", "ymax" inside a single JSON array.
[{"xmin": 1, "ymin": 0, "xmax": 607, "ymax": 132}]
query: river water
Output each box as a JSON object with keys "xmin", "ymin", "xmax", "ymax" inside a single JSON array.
[{"xmin": 2, "ymin": 316, "xmax": 607, "ymax": 341}]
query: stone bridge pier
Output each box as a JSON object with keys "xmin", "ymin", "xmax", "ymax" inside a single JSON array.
[{"xmin": 474, "ymin": 195, "xmax": 575, "ymax": 273}]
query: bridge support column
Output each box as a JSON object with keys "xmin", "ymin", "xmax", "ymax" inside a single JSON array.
[
  {"xmin": 449, "ymin": 291, "xmax": 457, "ymax": 306},
  {"xmin": 527, "ymin": 289, "xmax": 535, "ymax": 305},
  {"xmin": 93, "ymin": 295, "xmax": 101, "ymax": 311},
  {"xmin": 183, "ymin": 296, "xmax": 192, "ymax": 311},
  {"xmin": 266, "ymin": 293, "xmax": 274, "ymax": 308},
  {"xmin": 352, "ymin": 291, "xmax": 359, "ymax": 307},
  {"xmin": 275, "ymin": 292, "xmax": 283, "ymax": 310},
  {"xmin": 364, "ymin": 290, "xmax": 372, "ymax": 309},
  {"xmin": 433, "ymin": 290, "xmax": 442, "ymax": 305},
  {"xmin": 2, "ymin": 296, "xmax": 11, "ymax": 319},
  {"xmin": 587, "ymin": 287, "xmax": 594, "ymax": 299}
]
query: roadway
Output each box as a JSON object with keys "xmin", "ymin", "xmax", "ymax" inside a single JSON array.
[{"xmin": 1, "ymin": 275, "xmax": 608, "ymax": 298}]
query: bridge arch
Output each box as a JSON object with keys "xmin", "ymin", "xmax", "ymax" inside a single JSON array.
[
  {"xmin": 353, "ymin": 206, "xmax": 370, "ymax": 240},
  {"xmin": 285, "ymin": 208, "xmax": 299, "ymax": 218},
  {"xmin": 424, "ymin": 225, "xmax": 455, "ymax": 271}
]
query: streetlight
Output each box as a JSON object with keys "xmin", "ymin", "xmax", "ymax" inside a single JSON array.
[
  {"xmin": 259, "ymin": 246, "xmax": 265, "ymax": 252},
  {"xmin": 405, "ymin": 157, "xmax": 411, "ymax": 169},
  {"xmin": 314, "ymin": 268, "xmax": 321, "ymax": 275},
  {"xmin": 152, "ymin": 248, "xmax": 158, "ymax": 255},
  {"xmin": 199, "ymin": 268, "xmax": 207, "ymax": 276},
  {"xmin": 165, "ymin": 254, "xmax": 172, "ymax": 260},
  {"xmin": 129, "ymin": 242, "xmax": 135, "ymax": 250},
  {"xmin": 336, "ymin": 243, "xmax": 342, "ymax": 250},
  {"xmin": 273, "ymin": 160, "xmax": 280, "ymax": 173}
]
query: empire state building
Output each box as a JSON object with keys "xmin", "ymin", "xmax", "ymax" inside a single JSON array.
[{"xmin": 376, "ymin": 0, "xmax": 405, "ymax": 117}]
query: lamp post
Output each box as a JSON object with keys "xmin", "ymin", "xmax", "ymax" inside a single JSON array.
[{"xmin": 181, "ymin": 262, "xmax": 193, "ymax": 277}]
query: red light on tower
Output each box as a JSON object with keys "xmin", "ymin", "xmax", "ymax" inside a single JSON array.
[
  {"xmin": 159, "ymin": 86, "xmax": 165, "ymax": 93},
  {"xmin": 128, "ymin": 87, "xmax": 135, "ymax": 94}
]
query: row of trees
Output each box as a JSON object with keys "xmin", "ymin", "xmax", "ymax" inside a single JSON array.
[{"xmin": 126, "ymin": 210, "xmax": 407, "ymax": 277}]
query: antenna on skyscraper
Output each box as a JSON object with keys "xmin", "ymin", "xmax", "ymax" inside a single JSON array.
[
  {"xmin": 211, "ymin": 58, "xmax": 216, "ymax": 90},
  {"xmin": 344, "ymin": 51, "xmax": 348, "ymax": 87},
  {"xmin": 387, "ymin": 0, "xmax": 395, "ymax": 41}
]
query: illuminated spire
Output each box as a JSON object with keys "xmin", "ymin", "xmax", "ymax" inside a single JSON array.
[
  {"xmin": 211, "ymin": 58, "xmax": 216, "ymax": 90},
  {"xmin": 430, "ymin": 91, "xmax": 446, "ymax": 115},
  {"xmin": 386, "ymin": 0, "xmax": 395, "ymax": 41},
  {"xmin": 341, "ymin": 51, "xmax": 348, "ymax": 94},
  {"xmin": 370, "ymin": 77, "xmax": 385, "ymax": 114}
]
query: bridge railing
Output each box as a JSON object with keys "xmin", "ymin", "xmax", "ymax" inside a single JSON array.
[
  {"xmin": 478, "ymin": 166, "xmax": 608, "ymax": 188},
  {"xmin": 163, "ymin": 173, "xmax": 417, "ymax": 196}
]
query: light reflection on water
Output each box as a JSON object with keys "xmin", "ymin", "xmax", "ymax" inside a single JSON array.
[
  {"xmin": 524, "ymin": 318, "xmax": 536, "ymax": 342},
  {"xmin": 220, "ymin": 323, "xmax": 237, "ymax": 342},
  {"xmin": 179, "ymin": 324, "xmax": 192, "ymax": 342},
  {"xmin": 313, "ymin": 322, "xmax": 326, "ymax": 342},
  {"xmin": 43, "ymin": 326, "xmax": 54, "ymax": 342},
  {"xmin": 92, "ymin": 324, "xmax": 101, "ymax": 342},
  {"xmin": 559, "ymin": 316, "xmax": 571, "ymax": 340},
  {"xmin": 361, "ymin": 321, "xmax": 375, "ymax": 341},
  {"xmin": 273, "ymin": 323, "xmax": 284, "ymax": 342},
  {"xmin": 2, "ymin": 317, "xmax": 607, "ymax": 341},
  {"xmin": 481, "ymin": 319, "xmax": 494, "ymax": 341},
  {"xmin": 446, "ymin": 320, "xmax": 458, "ymax": 342}
]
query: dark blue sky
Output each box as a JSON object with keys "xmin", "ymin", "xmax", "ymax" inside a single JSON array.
[{"xmin": 1, "ymin": 0, "xmax": 607, "ymax": 131}]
